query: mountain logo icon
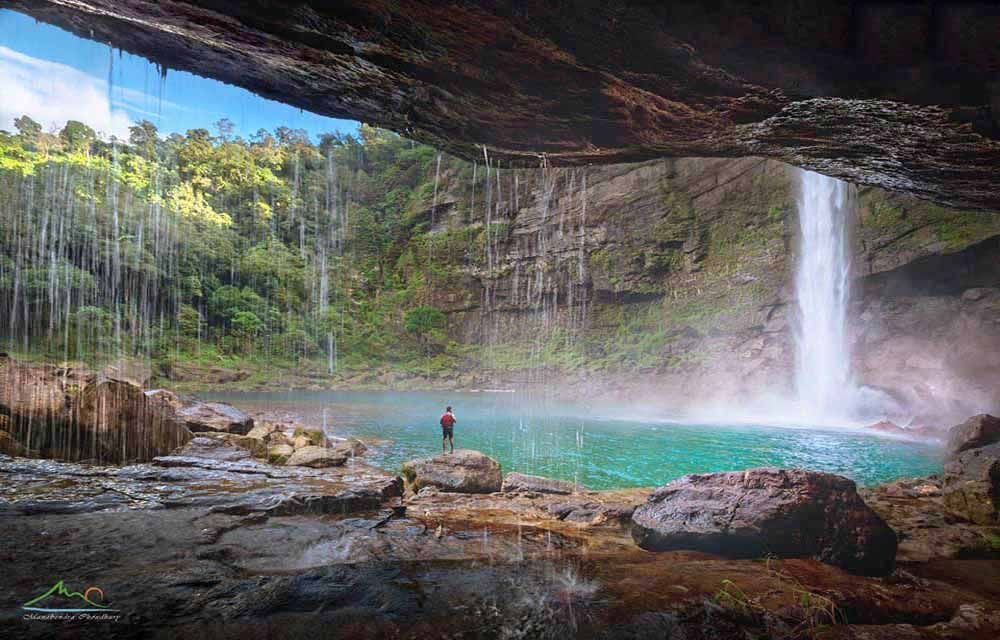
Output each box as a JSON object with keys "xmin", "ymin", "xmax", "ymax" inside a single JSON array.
[{"xmin": 22, "ymin": 580, "xmax": 119, "ymax": 613}]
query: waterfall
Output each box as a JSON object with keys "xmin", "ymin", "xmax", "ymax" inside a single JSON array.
[{"xmin": 793, "ymin": 170, "xmax": 857, "ymax": 424}]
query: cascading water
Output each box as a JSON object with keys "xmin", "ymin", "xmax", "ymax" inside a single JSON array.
[{"xmin": 793, "ymin": 169, "xmax": 857, "ymax": 424}]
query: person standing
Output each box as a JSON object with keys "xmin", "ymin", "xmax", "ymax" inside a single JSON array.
[{"xmin": 440, "ymin": 406, "xmax": 456, "ymax": 453}]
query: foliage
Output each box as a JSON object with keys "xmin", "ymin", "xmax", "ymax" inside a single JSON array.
[
  {"xmin": 404, "ymin": 305, "xmax": 446, "ymax": 355},
  {"xmin": 0, "ymin": 114, "xmax": 470, "ymax": 378}
]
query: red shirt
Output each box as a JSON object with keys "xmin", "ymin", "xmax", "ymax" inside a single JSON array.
[{"xmin": 440, "ymin": 412, "xmax": 456, "ymax": 428}]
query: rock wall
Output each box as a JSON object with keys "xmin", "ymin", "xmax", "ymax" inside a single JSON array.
[{"xmin": 428, "ymin": 157, "xmax": 1000, "ymax": 426}]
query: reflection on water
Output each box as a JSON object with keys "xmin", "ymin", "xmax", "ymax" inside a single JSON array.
[{"xmin": 207, "ymin": 390, "xmax": 943, "ymax": 490}]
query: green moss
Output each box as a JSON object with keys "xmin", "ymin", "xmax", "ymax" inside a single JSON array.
[{"xmin": 292, "ymin": 427, "xmax": 326, "ymax": 446}]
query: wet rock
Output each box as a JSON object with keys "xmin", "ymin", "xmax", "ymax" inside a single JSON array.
[
  {"xmin": 292, "ymin": 426, "xmax": 329, "ymax": 448},
  {"xmin": 262, "ymin": 488, "xmax": 387, "ymax": 515},
  {"xmin": 401, "ymin": 449, "xmax": 502, "ymax": 493},
  {"xmin": 178, "ymin": 401, "xmax": 254, "ymax": 435},
  {"xmin": 502, "ymin": 472, "xmax": 576, "ymax": 495},
  {"xmin": 222, "ymin": 433, "xmax": 268, "ymax": 458},
  {"xmin": 267, "ymin": 444, "xmax": 294, "ymax": 465},
  {"xmin": 631, "ymin": 468, "xmax": 898, "ymax": 576},
  {"xmin": 860, "ymin": 477, "xmax": 998, "ymax": 562},
  {"xmin": 823, "ymin": 602, "xmax": 1000, "ymax": 640},
  {"xmin": 16, "ymin": 1, "xmax": 1000, "ymax": 210},
  {"xmin": 247, "ymin": 421, "xmax": 293, "ymax": 448},
  {"xmin": 0, "ymin": 354, "xmax": 67, "ymax": 423},
  {"xmin": 145, "ymin": 388, "xmax": 184, "ymax": 412},
  {"xmin": 72, "ymin": 378, "xmax": 193, "ymax": 463},
  {"xmin": 285, "ymin": 445, "xmax": 348, "ymax": 468},
  {"xmin": 0, "ymin": 428, "xmax": 23, "ymax": 456},
  {"xmin": 962, "ymin": 287, "xmax": 990, "ymax": 302},
  {"xmin": 245, "ymin": 422, "xmax": 277, "ymax": 440},
  {"xmin": 330, "ymin": 436, "xmax": 367, "ymax": 457},
  {"xmin": 947, "ymin": 414, "xmax": 1000, "ymax": 455},
  {"xmin": 171, "ymin": 436, "xmax": 252, "ymax": 462},
  {"xmin": 867, "ymin": 420, "xmax": 905, "ymax": 434},
  {"xmin": 942, "ymin": 442, "xmax": 1000, "ymax": 525}
]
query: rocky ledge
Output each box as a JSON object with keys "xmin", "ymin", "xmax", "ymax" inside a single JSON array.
[
  {"xmin": 6, "ymin": 1, "xmax": 1000, "ymax": 209},
  {"xmin": 3, "ymin": 411, "xmax": 1000, "ymax": 638}
]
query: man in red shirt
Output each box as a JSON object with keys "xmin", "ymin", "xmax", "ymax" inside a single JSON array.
[{"xmin": 440, "ymin": 406, "xmax": 456, "ymax": 453}]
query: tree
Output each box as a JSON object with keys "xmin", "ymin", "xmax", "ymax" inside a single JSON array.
[
  {"xmin": 214, "ymin": 118, "xmax": 235, "ymax": 142},
  {"xmin": 14, "ymin": 115, "xmax": 41, "ymax": 139},
  {"xmin": 177, "ymin": 304, "xmax": 202, "ymax": 338},
  {"xmin": 128, "ymin": 120, "xmax": 159, "ymax": 158},
  {"xmin": 404, "ymin": 305, "xmax": 445, "ymax": 355},
  {"xmin": 230, "ymin": 310, "xmax": 264, "ymax": 353},
  {"xmin": 60, "ymin": 120, "xmax": 96, "ymax": 152}
]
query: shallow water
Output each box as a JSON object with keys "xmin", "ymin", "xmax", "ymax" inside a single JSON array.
[{"xmin": 207, "ymin": 390, "xmax": 943, "ymax": 490}]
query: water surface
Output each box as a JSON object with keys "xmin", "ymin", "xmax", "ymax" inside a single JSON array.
[{"xmin": 208, "ymin": 390, "xmax": 943, "ymax": 489}]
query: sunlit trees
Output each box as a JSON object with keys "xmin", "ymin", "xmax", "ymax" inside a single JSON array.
[
  {"xmin": 59, "ymin": 121, "xmax": 96, "ymax": 153},
  {"xmin": 0, "ymin": 111, "xmax": 470, "ymax": 373}
]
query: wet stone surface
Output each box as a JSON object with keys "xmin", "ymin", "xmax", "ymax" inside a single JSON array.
[{"xmin": 2, "ymin": 452, "xmax": 1000, "ymax": 639}]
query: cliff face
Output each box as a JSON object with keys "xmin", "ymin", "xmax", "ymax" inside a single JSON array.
[
  {"xmin": 5, "ymin": 1, "xmax": 1000, "ymax": 209},
  {"xmin": 424, "ymin": 158, "xmax": 1000, "ymax": 425}
]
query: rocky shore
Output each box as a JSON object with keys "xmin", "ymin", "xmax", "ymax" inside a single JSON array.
[{"xmin": 2, "ymin": 373, "xmax": 1000, "ymax": 639}]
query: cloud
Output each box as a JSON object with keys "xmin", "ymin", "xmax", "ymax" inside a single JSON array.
[{"xmin": 0, "ymin": 45, "xmax": 133, "ymax": 138}]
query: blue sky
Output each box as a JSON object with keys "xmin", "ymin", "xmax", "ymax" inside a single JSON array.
[{"xmin": 0, "ymin": 9, "xmax": 359, "ymax": 142}]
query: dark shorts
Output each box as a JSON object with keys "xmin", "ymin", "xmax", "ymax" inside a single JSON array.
[{"xmin": 442, "ymin": 426, "xmax": 454, "ymax": 438}]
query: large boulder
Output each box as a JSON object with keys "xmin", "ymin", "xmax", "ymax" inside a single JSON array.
[
  {"xmin": 177, "ymin": 401, "xmax": 254, "ymax": 435},
  {"xmin": 947, "ymin": 414, "xmax": 1000, "ymax": 455},
  {"xmin": 71, "ymin": 378, "xmax": 193, "ymax": 463},
  {"xmin": 502, "ymin": 472, "xmax": 576, "ymax": 495},
  {"xmin": 942, "ymin": 442, "xmax": 1000, "ymax": 525},
  {"xmin": 401, "ymin": 449, "xmax": 502, "ymax": 493},
  {"xmin": 285, "ymin": 445, "xmax": 349, "ymax": 468},
  {"xmin": 0, "ymin": 355, "xmax": 67, "ymax": 429},
  {"xmin": 631, "ymin": 468, "xmax": 898, "ymax": 576}
]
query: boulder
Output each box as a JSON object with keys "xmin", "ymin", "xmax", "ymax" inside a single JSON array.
[
  {"xmin": 401, "ymin": 449, "xmax": 502, "ymax": 493},
  {"xmin": 862, "ymin": 477, "xmax": 998, "ymax": 562},
  {"xmin": 71, "ymin": 378, "xmax": 193, "ymax": 463},
  {"xmin": 942, "ymin": 442, "xmax": 1000, "ymax": 525},
  {"xmin": 200, "ymin": 431, "xmax": 268, "ymax": 458},
  {"xmin": 285, "ymin": 445, "xmax": 349, "ymax": 468},
  {"xmin": 245, "ymin": 421, "xmax": 291, "ymax": 445},
  {"xmin": 267, "ymin": 443, "xmax": 294, "ymax": 464},
  {"xmin": 144, "ymin": 388, "xmax": 184, "ymax": 413},
  {"xmin": 502, "ymin": 472, "xmax": 576, "ymax": 495},
  {"xmin": 292, "ymin": 427, "xmax": 328, "ymax": 448},
  {"xmin": 0, "ymin": 428, "xmax": 24, "ymax": 456},
  {"xmin": 947, "ymin": 414, "xmax": 1000, "ymax": 455},
  {"xmin": 0, "ymin": 355, "xmax": 67, "ymax": 425},
  {"xmin": 341, "ymin": 437, "xmax": 367, "ymax": 457},
  {"xmin": 177, "ymin": 401, "xmax": 254, "ymax": 435},
  {"xmin": 244, "ymin": 422, "xmax": 274, "ymax": 440},
  {"xmin": 631, "ymin": 468, "xmax": 898, "ymax": 576}
]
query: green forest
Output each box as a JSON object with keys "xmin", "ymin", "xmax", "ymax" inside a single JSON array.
[{"xmin": 0, "ymin": 115, "xmax": 487, "ymax": 384}]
